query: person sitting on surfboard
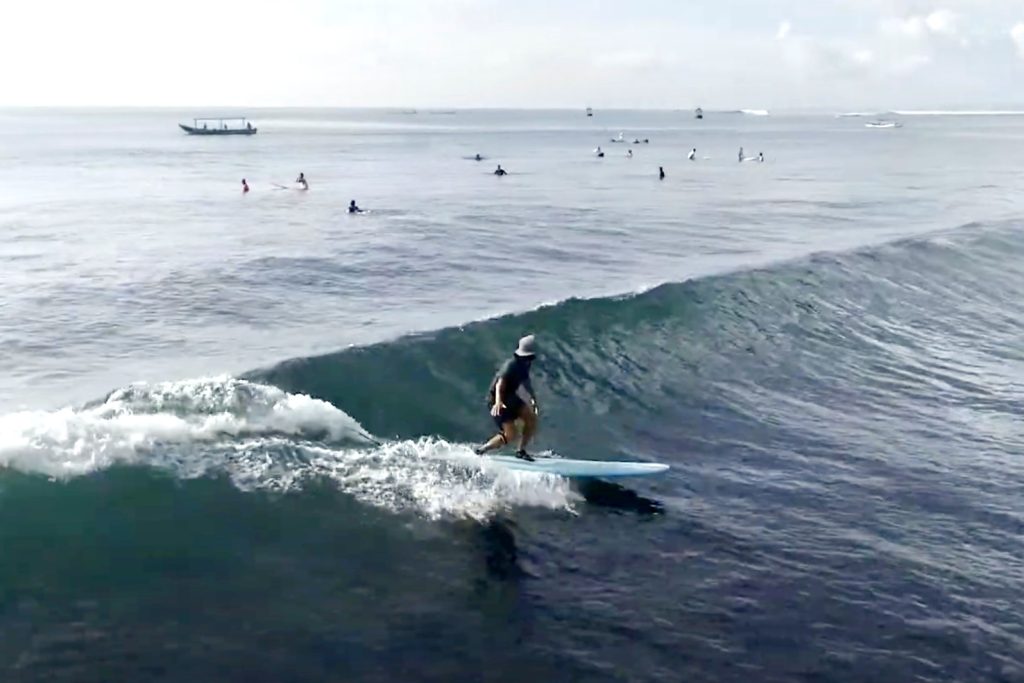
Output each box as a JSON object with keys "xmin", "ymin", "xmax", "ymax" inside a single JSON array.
[
  {"xmin": 348, "ymin": 199, "xmax": 362, "ymax": 214},
  {"xmin": 296, "ymin": 172, "xmax": 308, "ymax": 190},
  {"xmin": 494, "ymin": 165, "xmax": 507, "ymax": 176},
  {"xmin": 475, "ymin": 335, "xmax": 539, "ymax": 461},
  {"xmin": 242, "ymin": 178, "xmax": 249, "ymax": 193}
]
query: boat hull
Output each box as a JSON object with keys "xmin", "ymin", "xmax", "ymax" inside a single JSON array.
[{"xmin": 179, "ymin": 124, "xmax": 257, "ymax": 135}]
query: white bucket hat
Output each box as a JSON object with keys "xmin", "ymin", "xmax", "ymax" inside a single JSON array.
[{"xmin": 514, "ymin": 334, "xmax": 537, "ymax": 357}]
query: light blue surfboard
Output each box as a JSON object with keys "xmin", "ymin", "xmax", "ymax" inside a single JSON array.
[{"xmin": 487, "ymin": 455, "xmax": 669, "ymax": 478}]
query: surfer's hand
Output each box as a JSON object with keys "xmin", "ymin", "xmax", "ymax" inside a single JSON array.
[{"xmin": 490, "ymin": 402, "xmax": 504, "ymax": 417}]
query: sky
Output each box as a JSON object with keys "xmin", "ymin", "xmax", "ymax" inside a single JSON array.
[{"xmin": 2, "ymin": 0, "xmax": 1023, "ymax": 109}]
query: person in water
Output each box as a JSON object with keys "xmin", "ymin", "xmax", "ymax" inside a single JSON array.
[
  {"xmin": 659, "ymin": 166, "xmax": 665, "ymax": 180},
  {"xmin": 242, "ymin": 178, "xmax": 249, "ymax": 193},
  {"xmin": 757, "ymin": 152, "xmax": 765, "ymax": 163},
  {"xmin": 296, "ymin": 172, "xmax": 308, "ymax": 190},
  {"xmin": 627, "ymin": 149, "xmax": 633, "ymax": 158},
  {"xmin": 475, "ymin": 335, "xmax": 540, "ymax": 461},
  {"xmin": 688, "ymin": 148, "xmax": 696, "ymax": 161},
  {"xmin": 738, "ymin": 147, "xmax": 744, "ymax": 163},
  {"xmin": 494, "ymin": 165, "xmax": 507, "ymax": 176},
  {"xmin": 474, "ymin": 153, "xmax": 483, "ymax": 161},
  {"xmin": 348, "ymin": 200, "xmax": 362, "ymax": 214}
]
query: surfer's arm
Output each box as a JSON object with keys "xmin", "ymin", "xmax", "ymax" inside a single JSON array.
[
  {"xmin": 491, "ymin": 379, "xmax": 506, "ymax": 416},
  {"xmin": 523, "ymin": 376, "xmax": 539, "ymax": 413}
]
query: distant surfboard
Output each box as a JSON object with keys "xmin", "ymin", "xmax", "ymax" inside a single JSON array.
[{"xmin": 486, "ymin": 455, "xmax": 669, "ymax": 478}]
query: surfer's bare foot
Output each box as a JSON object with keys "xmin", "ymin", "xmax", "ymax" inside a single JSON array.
[{"xmin": 515, "ymin": 449, "xmax": 535, "ymax": 462}]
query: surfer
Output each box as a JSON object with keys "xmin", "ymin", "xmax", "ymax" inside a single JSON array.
[
  {"xmin": 688, "ymin": 148, "xmax": 696, "ymax": 161},
  {"xmin": 594, "ymin": 146, "xmax": 604, "ymax": 157},
  {"xmin": 475, "ymin": 335, "xmax": 540, "ymax": 461},
  {"xmin": 627, "ymin": 149, "xmax": 633, "ymax": 158},
  {"xmin": 659, "ymin": 166, "xmax": 665, "ymax": 180},
  {"xmin": 738, "ymin": 147, "xmax": 744, "ymax": 163},
  {"xmin": 296, "ymin": 172, "xmax": 308, "ymax": 190},
  {"xmin": 474, "ymin": 153, "xmax": 483, "ymax": 161},
  {"xmin": 494, "ymin": 165, "xmax": 507, "ymax": 176},
  {"xmin": 241, "ymin": 178, "xmax": 249, "ymax": 193},
  {"xmin": 758, "ymin": 152, "xmax": 764, "ymax": 163},
  {"xmin": 348, "ymin": 200, "xmax": 362, "ymax": 214}
]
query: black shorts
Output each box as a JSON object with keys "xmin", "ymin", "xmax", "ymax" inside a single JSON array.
[{"xmin": 491, "ymin": 396, "xmax": 526, "ymax": 429}]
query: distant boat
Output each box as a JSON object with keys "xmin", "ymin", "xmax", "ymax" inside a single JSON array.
[
  {"xmin": 179, "ymin": 117, "xmax": 257, "ymax": 135},
  {"xmin": 695, "ymin": 107, "xmax": 703, "ymax": 120},
  {"xmin": 586, "ymin": 107, "xmax": 593, "ymax": 117},
  {"xmin": 865, "ymin": 120, "xmax": 902, "ymax": 129}
]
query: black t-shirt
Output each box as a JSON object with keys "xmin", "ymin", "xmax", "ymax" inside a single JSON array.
[{"xmin": 487, "ymin": 356, "xmax": 533, "ymax": 405}]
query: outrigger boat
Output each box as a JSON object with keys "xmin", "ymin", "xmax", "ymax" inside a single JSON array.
[{"xmin": 179, "ymin": 117, "xmax": 257, "ymax": 135}]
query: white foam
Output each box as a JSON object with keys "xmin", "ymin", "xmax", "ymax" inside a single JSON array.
[
  {"xmin": 0, "ymin": 377, "xmax": 575, "ymax": 520},
  {"xmin": 0, "ymin": 376, "xmax": 371, "ymax": 478}
]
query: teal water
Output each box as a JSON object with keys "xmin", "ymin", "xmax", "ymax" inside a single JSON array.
[{"xmin": 2, "ymin": 109, "xmax": 1024, "ymax": 682}]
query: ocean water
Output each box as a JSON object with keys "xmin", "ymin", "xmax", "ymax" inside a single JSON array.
[{"xmin": 2, "ymin": 108, "xmax": 1024, "ymax": 682}]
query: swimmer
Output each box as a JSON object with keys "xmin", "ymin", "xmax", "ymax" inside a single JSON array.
[
  {"xmin": 659, "ymin": 166, "xmax": 665, "ymax": 180},
  {"xmin": 688, "ymin": 148, "xmax": 696, "ymax": 161},
  {"xmin": 494, "ymin": 165, "xmax": 507, "ymax": 176},
  {"xmin": 242, "ymin": 178, "xmax": 249, "ymax": 193},
  {"xmin": 296, "ymin": 172, "xmax": 308, "ymax": 190},
  {"xmin": 627, "ymin": 149, "xmax": 633, "ymax": 158},
  {"xmin": 348, "ymin": 200, "xmax": 362, "ymax": 214}
]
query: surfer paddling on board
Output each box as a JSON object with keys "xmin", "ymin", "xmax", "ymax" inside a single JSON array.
[{"xmin": 475, "ymin": 335, "xmax": 540, "ymax": 461}]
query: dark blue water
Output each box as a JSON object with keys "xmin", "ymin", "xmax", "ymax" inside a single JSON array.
[{"xmin": 2, "ymin": 109, "xmax": 1024, "ymax": 682}]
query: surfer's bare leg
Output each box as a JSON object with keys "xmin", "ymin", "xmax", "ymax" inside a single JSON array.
[{"xmin": 477, "ymin": 422, "xmax": 518, "ymax": 455}]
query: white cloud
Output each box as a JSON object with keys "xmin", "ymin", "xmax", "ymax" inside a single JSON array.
[
  {"xmin": 925, "ymin": 9, "xmax": 959, "ymax": 36},
  {"xmin": 852, "ymin": 49, "xmax": 875, "ymax": 64},
  {"xmin": 776, "ymin": 20, "xmax": 792, "ymax": 41},
  {"xmin": 1013, "ymin": 22, "xmax": 1024, "ymax": 59}
]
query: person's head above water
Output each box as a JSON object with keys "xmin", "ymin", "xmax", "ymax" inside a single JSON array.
[
  {"xmin": 514, "ymin": 334, "xmax": 537, "ymax": 360},
  {"xmin": 350, "ymin": 200, "xmax": 356, "ymax": 206}
]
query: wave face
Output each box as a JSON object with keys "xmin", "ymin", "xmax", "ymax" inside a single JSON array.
[
  {"xmin": 252, "ymin": 221, "xmax": 1024, "ymax": 478},
  {"xmin": 5, "ymin": 222, "xmax": 1024, "ymax": 681}
]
